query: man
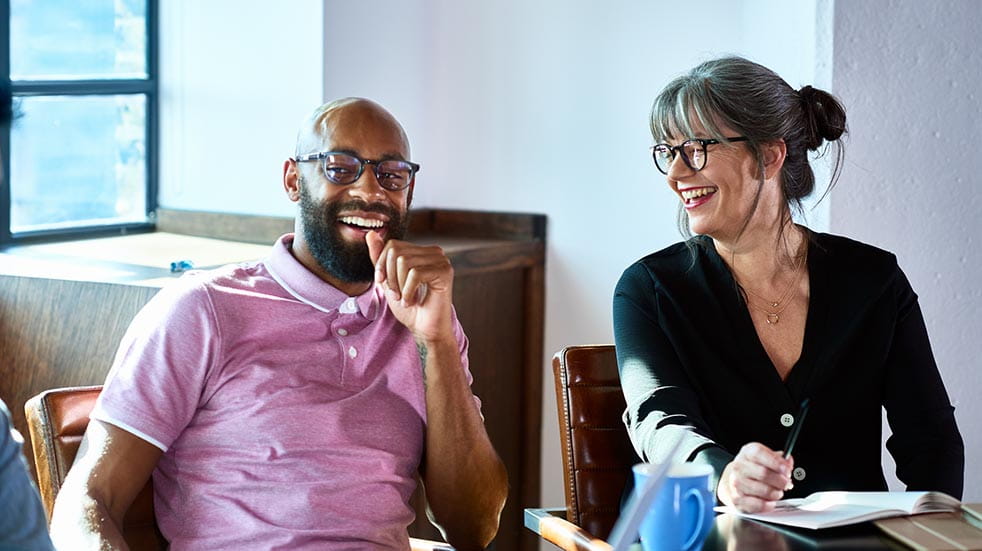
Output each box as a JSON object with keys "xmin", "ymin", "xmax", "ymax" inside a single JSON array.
[{"xmin": 50, "ymin": 98, "xmax": 508, "ymax": 550}]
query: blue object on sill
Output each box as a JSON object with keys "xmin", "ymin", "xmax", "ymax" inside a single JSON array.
[{"xmin": 170, "ymin": 260, "xmax": 195, "ymax": 273}]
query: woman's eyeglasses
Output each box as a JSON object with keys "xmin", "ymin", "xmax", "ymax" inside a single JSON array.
[{"xmin": 651, "ymin": 136, "xmax": 749, "ymax": 175}]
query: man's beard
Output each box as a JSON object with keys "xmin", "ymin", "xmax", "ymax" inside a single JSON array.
[{"xmin": 299, "ymin": 183, "xmax": 409, "ymax": 283}]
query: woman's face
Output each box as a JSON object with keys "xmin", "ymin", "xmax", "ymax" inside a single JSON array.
[{"xmin": 662, "ymin": 120, "xmax": 770, "ymax": 242}]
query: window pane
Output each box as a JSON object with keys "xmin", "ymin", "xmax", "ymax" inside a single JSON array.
[
  {"xmin": 10, "ymin": 0, "xmax": 147, "ymax": 80},
  {"xmin": 10, "ymin": 95, "xmax": 147, "ymax": 233}
]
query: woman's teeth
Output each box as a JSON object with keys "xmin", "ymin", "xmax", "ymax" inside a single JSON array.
[{"xmin": 681, "ymin": 188, "xmax": 716, "ymax": 202}]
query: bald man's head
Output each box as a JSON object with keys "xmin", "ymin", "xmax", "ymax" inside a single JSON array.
[
  {"xmin": 294, "ymin": 98, "xmax": 410, "ymax": 159},
  {"xmin": 285, "ymin": 98, "xmax": 414, "ymax": 286}
]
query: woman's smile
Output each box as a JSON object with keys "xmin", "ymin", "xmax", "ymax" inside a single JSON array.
[{"xmin": 679, "ymin": 186, "xmax": 718, "ymax": 209}]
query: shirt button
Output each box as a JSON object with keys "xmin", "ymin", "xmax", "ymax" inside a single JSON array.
[
  {"xmin": 780, "ymin": 413, "xmax": 795, "ymax": 427},
  {"xmin": 793, "ymin": 467, "xmax": 806, "ymax": 481},
  {"xmin": 340, "ymin": 298, "xmax": 357, "ymax": 314},
  {"xmin": 336, "ymin": 328, "xmax": 348, "ymax": 336},
  {"xmin": 348, "ymin": 346, "xmax": 357, "ymax": 359}
]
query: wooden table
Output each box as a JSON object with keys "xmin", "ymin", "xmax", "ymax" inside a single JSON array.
[{"xmin": 524, "ymin": 507, "xmax": 908, "ymax": 550}]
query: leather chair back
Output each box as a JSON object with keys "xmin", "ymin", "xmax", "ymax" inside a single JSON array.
[
  {"xmin": 552, "ymin": 345, "xmax": 639, "ymax": 541},
  {"xmin": 24, "ymin": 386, "xmax": 164, "ymax": 550}
]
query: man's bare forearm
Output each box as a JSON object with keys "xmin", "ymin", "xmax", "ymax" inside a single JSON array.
[
  {"xmin": 50, "ymin": 423, "xmax": 160, "ymax": 551},
  {"xmin": 50, "ymin": 481, "xmax": 129, "ymax": 551},
  {"xmin": 419, "ymin": 336, "xmax": 508, "ymax": 550}
]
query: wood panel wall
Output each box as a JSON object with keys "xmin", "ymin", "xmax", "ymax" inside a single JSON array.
[{"xmin": 0, "ymin": 278, "xmax": 159, "ymax": 479}]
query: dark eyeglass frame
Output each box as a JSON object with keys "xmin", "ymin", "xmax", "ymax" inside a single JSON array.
[
  {"xmin": 651, "ymin": 136, "xmax": 750, "ymax": 175},
  {"xmin": 292, "ymin": 151, "xmax": 420, "ymax": 191}
]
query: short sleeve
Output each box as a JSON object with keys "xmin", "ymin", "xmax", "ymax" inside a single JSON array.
[{"xmin": 91, "ymin": 274, "xmax": 222, "ymax": 451}]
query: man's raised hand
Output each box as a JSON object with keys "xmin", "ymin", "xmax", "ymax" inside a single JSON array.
[{"xmin": 366, "ymin": 230, "xmax": 455, "ymax": 342}]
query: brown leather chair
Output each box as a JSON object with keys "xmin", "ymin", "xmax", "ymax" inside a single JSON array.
[
  {"xmin": 525, "ymin": 345, "xmax": 639, "ymax": 551},
  {"xmin": 25, "ymin": 386, "xmax": 454, "ymax": 551},
  {"xmin": 25, "ymin": 385, "xmax": 163, "ymax": 550}
]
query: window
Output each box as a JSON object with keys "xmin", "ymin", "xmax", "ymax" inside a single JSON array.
[{"xmin": 1, "ymin": 0, "xmax": 157, "ymax": 244}]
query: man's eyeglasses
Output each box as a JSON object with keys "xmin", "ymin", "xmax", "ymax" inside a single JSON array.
[
  {"xmin": 651, "ymin": 136, "xmax": 749, "ymax": 175},
  {"xmin": 293, "ymin": 151, "xmax": 420, "ymax": 191}
]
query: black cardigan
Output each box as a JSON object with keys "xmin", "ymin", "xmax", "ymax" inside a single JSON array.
[{"xmin": 613, "ymin": 231, "xmax": 964, "ymax": 499}]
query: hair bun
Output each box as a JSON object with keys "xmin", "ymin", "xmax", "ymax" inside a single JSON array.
[{"xmin": 799, "ymin": 85, "xmax": 847, "ymax": 150}]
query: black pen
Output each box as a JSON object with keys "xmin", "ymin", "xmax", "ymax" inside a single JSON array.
[{"xmin": 782, "ymin": 398, "xmax": 810, "ymax": 459}]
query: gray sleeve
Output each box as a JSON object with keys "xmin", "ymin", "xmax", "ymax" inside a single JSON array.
[{"xmin": 0, "ymin": 400, "xmax": 55, "ymax": 550}]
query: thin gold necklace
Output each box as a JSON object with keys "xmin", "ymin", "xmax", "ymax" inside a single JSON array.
[{"xmin": 738, "ymin": 251, "xmax": 806, "ymax": 325}]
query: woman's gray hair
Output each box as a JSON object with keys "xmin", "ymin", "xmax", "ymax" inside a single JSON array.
[{"xmin": 651, "ymin": 56, "xmax": 847, "ymax": 239}]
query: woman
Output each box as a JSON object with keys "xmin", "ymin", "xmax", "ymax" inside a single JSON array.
[{"xmin": 613, "ymin": 57, "xmax": 963, "ymax": 514}]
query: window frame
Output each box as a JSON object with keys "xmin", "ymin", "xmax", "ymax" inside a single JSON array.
[{"xmin": 0, "ymin": 0, "xmax": 158, "ymax": 246}]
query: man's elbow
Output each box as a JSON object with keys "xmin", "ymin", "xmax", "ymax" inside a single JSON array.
[{"xmin": 454, "ymin": 460, "xmax": 509, "ymax": 549}]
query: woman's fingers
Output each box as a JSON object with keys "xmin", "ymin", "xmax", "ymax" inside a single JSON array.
[{"xmin": 722, "ymin": 442, "xmax": 794, "ymax": 513}]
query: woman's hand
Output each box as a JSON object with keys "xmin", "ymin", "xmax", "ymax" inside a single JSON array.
[{"xmin": 717, "ymin": 442, "xmax": 793, "ymax": 513}]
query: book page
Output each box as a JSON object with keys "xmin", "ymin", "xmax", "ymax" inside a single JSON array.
[
  {"xmin": 721, "ymin": 503, "xmax": 905, "ymax": 530},
  {"xmin": 716, "ymin": 492, "xmax": 959, "ymax": 530},
  {"xmin": 798, "ymin": 492, "xmax": 930, "ymax": 512}
]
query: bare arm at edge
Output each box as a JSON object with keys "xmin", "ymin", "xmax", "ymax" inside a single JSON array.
[{"xmin": 50, "ymin": 420, "xmax": 162, "ymax": 551}]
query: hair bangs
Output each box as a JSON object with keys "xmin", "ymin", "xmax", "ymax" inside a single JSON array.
[{"xmin": 650, "ymin": 76, "xmax": 728, "ymax": 143}]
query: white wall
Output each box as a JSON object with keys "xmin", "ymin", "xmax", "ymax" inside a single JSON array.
[
  {"xmin": 829, "ymin": 1, "xmax": 982, "ymax": 500},
  {"xmin": 158, "ymin": 0, "xmax": 323, "ymax": 216}
]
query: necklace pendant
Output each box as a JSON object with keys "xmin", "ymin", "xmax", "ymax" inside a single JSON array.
[{"xmin": 766, "ymin": 313, "xmax": 780, "ymax": 325}]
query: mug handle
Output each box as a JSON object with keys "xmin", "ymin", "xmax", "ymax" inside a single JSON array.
[{"xmin": 681, "ymin": 487, "xmax": 711, "ymax": 551}]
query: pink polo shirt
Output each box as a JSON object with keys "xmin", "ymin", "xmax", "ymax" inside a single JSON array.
[{"xmin": 92, "ymin": 234, "xmax": 473, "ymax": 550}]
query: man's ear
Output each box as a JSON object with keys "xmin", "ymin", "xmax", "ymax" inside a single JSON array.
[
  {"xmin": 762, "ymin": 139, "xmax": 787, "ymax": 181},
  {"xmin": 283, "ymin": 158, "xmax": 301, "ymax": 202}
]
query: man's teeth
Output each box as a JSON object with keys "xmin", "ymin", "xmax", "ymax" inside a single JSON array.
[
  {"xmin": 681, "ymin": 188, "xmax": 717, "ymax": 201},
  {"xmin": 339, "ymin": 216, "xmax": 385, "ymax": 229}
]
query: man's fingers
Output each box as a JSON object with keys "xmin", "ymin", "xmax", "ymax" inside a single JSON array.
[
  {"xmin": 401, "ymin": 267, "xmax": 423, "ymax": 307},
  {"xmin": 385, "ymin": 245, "xmax": 401, "ymax": 299},
  {"xmin": 366, "ymin": 230, "xmax": 385, "ymax": 266},
  {"xmin": 400, "ymin": 263, "xmax": 446, "ymax": 306},
  {"xmin": 396, "ymin": 254, "xmax": 413, "ymax": 299},
  {"xmin": 374, "ymin": 248, "xmax": 388, "ymax": 285}
]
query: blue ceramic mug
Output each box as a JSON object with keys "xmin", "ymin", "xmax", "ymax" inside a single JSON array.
[{"xmin": 632, "ymin": 462, "xmax": 714, "ymax": 551}]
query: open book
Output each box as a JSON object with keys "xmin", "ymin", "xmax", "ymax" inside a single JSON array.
[{"xmin": 717, "ymin": 491, "xmax": 962, "ymax": 530}]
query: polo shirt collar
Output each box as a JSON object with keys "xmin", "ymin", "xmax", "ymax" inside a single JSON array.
[{"xmin": 266, "ymin": 234, "xmax": 381, "ymax": 320}]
